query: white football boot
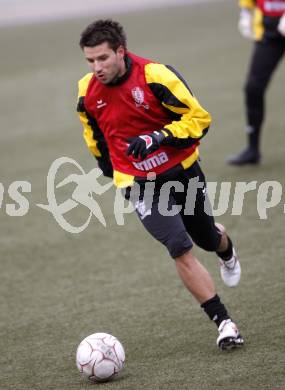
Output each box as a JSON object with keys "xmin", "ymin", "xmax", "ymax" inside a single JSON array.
[
  {"xmin": 219, "ymin": 248, "xmax": 241, "ymax": 287},
  {"xmin": 217, "ymin": 319, "xmax": 244, "ymax": 350}
]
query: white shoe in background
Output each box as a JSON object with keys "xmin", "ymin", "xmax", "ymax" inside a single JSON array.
[{"xmin": 219, "ymin": 248, "xmax": 241, "ymax": 287}]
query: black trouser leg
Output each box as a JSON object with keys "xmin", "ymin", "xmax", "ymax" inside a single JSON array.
[{"xmin": 244, "ymin": 40, "xmax": 285, "ymax": 151}]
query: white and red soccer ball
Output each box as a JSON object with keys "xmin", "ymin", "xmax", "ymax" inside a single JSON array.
[{"xmin": 76, "ymin": 332, "xmax": 125, "ymax": 383}]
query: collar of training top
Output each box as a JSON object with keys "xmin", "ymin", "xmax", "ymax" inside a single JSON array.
[{"xmin": 107, "ymin": 54, "xmax": 132, "ymax": 86}]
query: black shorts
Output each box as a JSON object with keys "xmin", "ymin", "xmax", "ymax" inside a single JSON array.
[{"xmin": 124, "ymin": 162, "xmax": 222, "ymax": 259}]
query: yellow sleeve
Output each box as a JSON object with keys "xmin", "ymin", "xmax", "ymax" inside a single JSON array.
[
  {"xmin": 77, "ymin": 73, "xmax": 113, "ymax": 178},
  {"xmin": 145, "ymin": 63, "xmax": 211, "ymax": 145},
  {"xmin": 239, "ymin": 0, "xmax": 255, "ymax": 9},
  {"xmin": 77, "ymin": 73, "xmax": 102, "ymax": 157},
  {"xmin": 239, "ymin": 1, "xmax": 264, "ymax": 41}
]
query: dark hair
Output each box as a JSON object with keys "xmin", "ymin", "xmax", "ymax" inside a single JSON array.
[{"xmin": 79, "ymin": 19, "xmax": 127, "ymax": 51}]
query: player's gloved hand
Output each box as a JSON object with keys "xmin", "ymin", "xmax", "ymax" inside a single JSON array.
[
  {"xmin": 238, "ymin": 8, "xmax": 253, "ymax": 39},
  {"xmin": 277, "ymin": 13, "xmax": 285, "ymax": 36},
  {"xmin": 127, "ymin": 130, "xmax": 166, "ymax": 160}
]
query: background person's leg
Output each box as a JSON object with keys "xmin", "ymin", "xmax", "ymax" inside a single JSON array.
[{"xmin": 228, "ymin": 40, "xmax": 285, "ymax": 165}]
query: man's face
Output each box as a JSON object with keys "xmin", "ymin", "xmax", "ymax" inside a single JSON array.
[{"xmin": 83, "ymin": 42, "xmax": 126, "ymax": 84}]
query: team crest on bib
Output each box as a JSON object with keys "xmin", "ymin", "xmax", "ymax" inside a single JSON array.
[{"xmin": 131, "ymin": 87, "xmax": 149, "ymax": 109}]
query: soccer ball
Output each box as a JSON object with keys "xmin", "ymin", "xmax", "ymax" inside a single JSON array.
[{"xmin": 76, "ymin": 332, "xmax": 125, "ymax": 383}]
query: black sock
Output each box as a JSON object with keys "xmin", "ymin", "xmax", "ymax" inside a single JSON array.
[
  {"xmin": 248, "ymin": 128, "xmax": 260, "ymax": 151},
  {"xmin": 201, "ymin": 294, "xmax": 230, "ymax": 328},
  {"xmin": 216, "ymin": 236, "xmax": 233, "ymax": 261}
]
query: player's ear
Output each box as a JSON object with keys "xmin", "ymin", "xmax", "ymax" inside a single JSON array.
[{"xmin": 116, "ymin": 45, "xmax": 125, "ymax": 59}]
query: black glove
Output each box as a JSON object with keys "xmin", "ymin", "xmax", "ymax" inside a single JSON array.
[{"xmin": 127, "ymin": 130, "xmax": 166, "ymax": 160}]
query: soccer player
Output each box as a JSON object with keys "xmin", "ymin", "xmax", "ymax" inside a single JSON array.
[
  {"xmin": 77, "ymin": 19, "xmax": 244, "ymax": 350},
  {"xmin": 228, "ymin": 0, "xmax": 285, "ymax": 165}
]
